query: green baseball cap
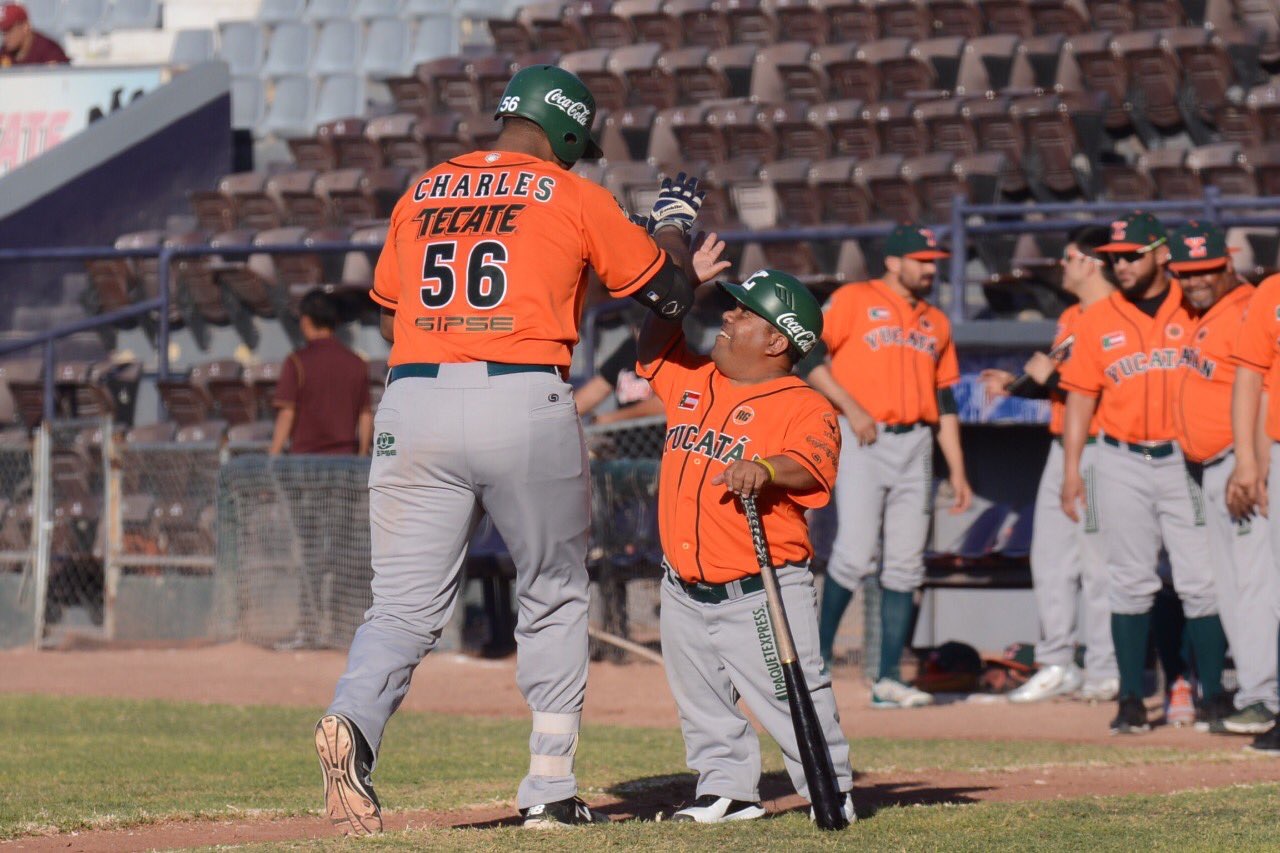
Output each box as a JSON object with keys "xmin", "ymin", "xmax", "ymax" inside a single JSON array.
[
  {"xmin": 493, "ymin": 65, "xmax": 603, "ymax": 165},
  {"xmin": 1097, "ymin": 212, "xmax": 1168, "ymax": 253},
  {"xmin": 718, "ymin": 269, "xmax": 823, "ymax": 358},
  {"xmin": 1167, "ymin": 222, "xmax": 1234, "ymax": 273},
  {"xmin": 884, "ymin": 223, "xmax": 950, "ymax": 260}
]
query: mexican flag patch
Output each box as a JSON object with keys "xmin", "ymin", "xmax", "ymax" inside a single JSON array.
[{"xmin": 1101, "ymin": 331, "xmax": 1126, "ymax": 350}]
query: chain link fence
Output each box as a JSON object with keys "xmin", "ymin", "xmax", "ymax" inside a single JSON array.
[
  {"xmin": 43, "ymin": 418, "xmax": 109, "ymax": 636},
  {"xmin": 0, "ymin": 431, "xmax": 36, "ymax": 647}
]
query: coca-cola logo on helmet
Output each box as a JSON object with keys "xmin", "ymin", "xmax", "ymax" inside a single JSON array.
[
  {"xmin": 775, "ymin": 311, "xmax": 817, "ymax": 352},
  {"xmin": 544, "ymin": 88, "xmax": 591, "ymax": 127}
]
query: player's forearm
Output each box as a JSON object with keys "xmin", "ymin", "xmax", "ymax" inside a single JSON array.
[
  {"xmin": 636, "ymin": 311, "xmax": 683, "ymax": 365},
  {"xmin": 1232, "ymin": 367, "xmax": 1265, "ymax": 465},
  {"xmin": 805, "ymin": 363, "xmax": 868, "ymax": 418},
  {"xmin": 357, "ymin": 409, "xmax": 373, "ymax": 456},
  {"xmin": 935, "ymin": 414, "xmax": 966, "ymax": 478},
  {"xmin": 270, "ymin": 407, "xmax": 295, "ymax": 456},
  {"xmin": 595, "ymin": 395, "xmax": 664, "ymax": 424},
  {"xmin": 1061, "ymin": 391, "xmax": 1095, "ymax": 474},
  {"xmin": 762, "ymin": 455, "xmax": 821, "ymax": 492},
  {"xmin": 653, "ymin": 225, "xmax": 692, "ymax": 273},
  {"xmin": 379, "ymin": 308, "xmax": 394, "ymax": 343},
  {"xmin": 573, "ymin": 376, "xmax": 613, "ymax": 415},
  {"xmin": 1257, "ymin": 391, "xmax": 1271, "ymax": 475}
]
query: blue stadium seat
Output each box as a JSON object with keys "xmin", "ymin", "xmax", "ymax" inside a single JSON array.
[
  {"xmin": 230, "ymin": 75, "xmax": 266, "ymax": 130},
  {"xmin": 306, "ymin": 0, "xmax": 357, "ymax": 22},
  {"xmin": 354, "ymin": 0, "xmax": 403, "ymax": 19},
  {"xmin": 312, "ymin": 75, "xmax": 366, "ymax": 129},
  {"xmin": 262, "ymin": 21, "xmax": 314, "ymax": 78},
  {"xmin": 257, "ymin": 0, "xmax": 307, "ymax": 25},
  {"xmin": 170, "ymin": 29, "xmax": 215, "ymax": 67},
  {"xmin": 361, "ymin": 17, "xmax": 411, "ymax": 79},
  {"xmin": 262, "ymin": 75, "xmax": 315, "ymax": 139},
  {"xmin": 408, "ymin": 14, "xmax": 458, "ymax": 67},
  {"xmin": 219, "ymin": 21, "xmax": 266, "ymax": 76},
  {"xmin": 56, "ymin": 0, "xmax": 106, "ymax": 36},
  {"xmin": 312, "ymin": 19, "xmax": 362, "ymax": 76},
  {"xmin": 107, "ymin": 0, "xmax": 160, "ymax": 30}
]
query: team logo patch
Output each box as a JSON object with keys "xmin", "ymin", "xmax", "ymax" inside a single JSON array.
[
  {"xmin": 1166, "ymin": 323, "xmax": 1183, "ymax": 339},
  {"xmin": 1183, "ymin": 235, "xmax": 1208, "ymax": 258},
  {"xmin": 868, "ymin": 307, "xmax": 891, "ymax": 320},
  {"xmin": 733, "ymin": 405, "xmax": 755, "ymax": 424},
  {"xmin": 484, "ymin": 152, "xmax": 500, "ymax": 163},
  {"xmin": 375, "ymin": 432, "xmax": 397, "ymax": 457},
  {"xmin": 1196, "ymin": 327, "xmax": 1209, "ymax": 342},
  {"xmin": 1101, "ymin": 331, "xmax": 1126, "ymax": 350},
  {"xmin": 678, "ymin": 390, "xmax": 702, "ymax": 411},
  {"xmin": 1111, "ymin": 220, "xmax": 1128, "ymax": 241},
  {"xmin": 544, "ymin": 88, "xmax": 591, "ymax": 126},
  {"xmin": 921, "ymin": 228, "xmax": 939, "ymax": 247}
]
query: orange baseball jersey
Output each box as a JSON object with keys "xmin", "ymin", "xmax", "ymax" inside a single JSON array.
[
  {"xmin": 637, "ymin": 335, "xmax": 841, "ymax": 584},
  {"xmin": 1048, "ymin": 303, "xmax": 1084, "ymax": 436},
  {"xmin": 369, "ymin": 150, "xmax": 666, "ymax": 368},
  {"xmin": 821, "ymin": 280, "xmax": 959, "ymax": 425},
  {"xmin": 1231, "ymin": 273, "xmax": 1280, "ymax": 441},
  {"xmin": 1059, "ymin": 283, "xmax": 1195, "ymax": 444},
  {"xmin": 1173, "ymin": 284, "xmax": 1253, "ymax": 462}
]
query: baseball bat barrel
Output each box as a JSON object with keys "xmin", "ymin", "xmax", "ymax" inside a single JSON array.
[{"xmin": 740, "ymin": 495, "xmax": 848, "ymax": 831}]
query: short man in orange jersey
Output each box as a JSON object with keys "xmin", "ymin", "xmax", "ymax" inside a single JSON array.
[
  {"xmin": 803, "ymin": 223, "xmax": 973, "ymax": 709},
  {"xmin": 980, "ymin": 225, "xmax": 1118, "ymax": 703},
  {"xmin": 1226, "ymin": 242, "xmax": 1280, "ymax": 753},
  {"xmin": 1060, "ymin": 212, "xmax": 1229, "ymax": 735},
  {"xmin": 315, "ymin": 65, "xmax": 708, "ymax": 833},
  {"xmin": 636, "ymin": 258, "xmax": 855, "ymax": 826},
  {"xmin": 1170, "ymin": 222, "xmax": 1277, "ymax": 737}
]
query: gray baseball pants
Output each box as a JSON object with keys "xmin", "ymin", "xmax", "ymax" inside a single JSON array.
[
  {"xmin": 660, "ymin": 564, "xmax": 853, "ymax": 803},
  {"xmin": 327, "ymin": 365, "xmax": 592, "ymax": 809},
  {"xmin": 1202, "ymin": 452, "xmax": 1278, "ymax": 712},
  {"xmin": 826, "ymin": 421, "xmax": 933, "ymax": 594},
  {"xmin": 1092, "ymin": 440, "xmax": 1217, "ymax": 617},
  {"xmin": 1030, "ymin": 441, "xmax": 1116, "ymax": 679}
]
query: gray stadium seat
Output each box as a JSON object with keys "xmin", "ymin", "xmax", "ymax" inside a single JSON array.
[
  {"xmin": 312, "ymin": 19, "xmax": 362, "ymax": 76},
  {"xmin": 262, "ymin": 21, "xmax": 314, "ymax": 78},
  {"xmin": 355, "ymin": 0, "xmax": 403, "ymax": 19},
  {"xmin": 219, "ymin": 21, "xmax": 266, "ymax": 76},
  {"xmin": 361, "ymin": 17, "xmax": 411, "ymax": 79},
  {"xmin": 171, "ymin": 29, "xmax": 215, "ymax": 66},
  {"xmin": 407, "ymin": 0, "xmax": 457, "ymax": 13},
  {"xmin": 307, "ymin": 0, "xmax": 356, "ymax": 21},
  {"xmin": 312, "ymin": 75, "xmax": 365, "ymax": 129},
  {"xmin": 261, "ymin": 75, "xmax": 315, "ymax": 139},
  {"xmin": 231, "ymin": 75, "xmax": 266, "ymax": 130},
  {"xmin": 408, "ymin": 13, "xmax": 457, "ymax": 65},
  {"xmin": 257, "ymin": 0, "xmax": 307, "ymax": 25},
  {"xmin": 56, "ymin": 0, "xmax": 106, "ymax": 35},
  {"xmin": 107, "ymin": 0, "xmax": 160, "ymax": 30}
]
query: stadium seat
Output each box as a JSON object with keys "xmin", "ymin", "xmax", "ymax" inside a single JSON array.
[
  {"xmin": 176, "ymin": 420, "xmax": 229, "ymax": 445},
  {"xmin": 227, "ymin": 419, "xmax": 275, "ymax": 448},
  {"xmin": 651, "ymin": 104, "xmax": 722, "ymax": 164},
  {"xmin": 209, "ymin": 230, "xmax": 278, "ymax": 322},
  {"xmin": 287, "ymin": 117, "xmax": 361, "ymax": 172},
  {"xmin": 821, "ymin": 0, "xmax": 880, "ymax": 43},
  {"xmin": 354, "ymin": 0, "xmax": 402, "ymax": 18},
  {"xmin": 710, "ymin": 102, "xmax": 779, "ymax": 162},
  {"xmin": 769, "ymin": 103, "xmax": 832, "ymax": 160},
  {"xmin": 313, "ymin": 169, "xmax": 374, "ymax": 225},
  {"xmin": 982, "ymin": 0, "xmax": 1035, "ymax": 37},
  {"xmin": 579, "ymin": 3, "xmax": 636, "ymax": 49},
  {"xmin": 698, "ymin": 156, "xmax": 757, "ymax": 230},
  {"xmin": 928, "ymin": 0, "xmax": 984, "ymax": 37},
  {"xmin": 56, "ymin": 0, "xmax": 106, "ymax": 36},
  {"xmin": 365, "ymin": 114, "xmax": 427, "ymax": 171},
  {"xmin": 1139, "ymin": 147, "xmax": 1199, "ymax": 199},
  {"xmin": 1096, "ymin": 151, "xmax": 1156, "ymax": 201},
  {"xmin": 415, "ymin": 56, "xmax": 480, "ymax": 114},
  {"xmin": 522, "ymin": 2, "xmax": 587, "ymax": 53},
  {"xmin": 871, "ymin": 99, "xmax": 928, "ymax": 157},
  {"xmin": 1235, "ymin": 0, "xmax": 1280, "ymax": 63},
  {"xmin": 657, "ymin": 46, "xmax": 719, "ymax": 104},
  {"xmin": 306, "ymin": 0, "xmax": 356, "ymax": 21},
  {"xmin": 156, "ymin": 500, "xmax": 216, "ymax": 557},
  {"xmin": 1014, "ymin": 92, "xmax": 1095, "ymax": 197},
  {"xmin": 1167, "ymin": 26, "xmax": 1250, "ymax": 129},
  {"xmin": 312, "ymin": 19, "xmax": 363, "ymax": 76},
  {"xmin": 107, "ymin": 0, "xmax": 160, "ymax": 30},
  {"xmin": 763, "ymin": 158, "xmax": 819, "ymax": 226},
  {"xmin": 1029, "ymin": 0, "xmax": 1089, "ymax": 35},
  {"xmin": 419, "ymin": 113, "xmax": 474, "ymax": 165},
  {"xmin": 258, "ymin": 0, "xmax": 306, "ymax": 25},
  {"xmin": 915, "ymin": 96, "xmax": 977, "ymax": 155},
  {"xmin": 605, "ymin": 104, "xmax": 658, "ymax": 159},
  {"xmin": 0, "ymin": 359, "xmax": 42, "ymax": 429},
  {"xmin": 1085, "ymin": 0, "xmax": 1133, "ymax": 31},
  {"xmin": 487, "ymin": 15, "xmax": 534, "ymax": 55},
  {"xmin": 1190, "ymin": 142, "xmax": 1256, "ymax": 197},
  {"xmin": 157, "ymin": 361, "xmax": 241, "ymax": 426},
  {"xmin": 171, "ymin": 29, "xmax": 215, "ymax": 67},
  {"xmin": 613, "ymin": 0, "xmax": 677, "ymax": 50},
  {"xmin": 1117, "ymin": 30, "xmax": 1183, "ymax": 133},
  {"xmin": 814, "ymin": 41, "xmax": 880, "ymax": 102},
  {"xmin": 561, "ymin": 48, "xmax": 628, "ymax": 112},
  {"xmin": 723, "ymin": 0, "xmax": 778, "ymax": 46},
  {"xmin": 262, "ymin": 75, "xmax": 316, "ymax": 139},
  {"xmin": 666, "ymin": 0, "xmax": 730, "ymax": 49},
  {"xmin": 1134, "ymin": 0, "xmax": 1186, "ymax": 29},
  {"xmin": 774, "ymin": 0, "xmax": 831, "ymax": 44},
  {"xmin": 126, "ymin": 421, "xmax": 178, "ymax": 444},
  {"xmin": 225, "ymin": 172, "xmax": 285, "ymax": 230},
  {"xmin": 750, "ymin": 41, "xmax": 828, "ymax": 105},
  {"xmin": 812, "ymin": 156, "xmax": 873, "ymax": 223},
  {"xmin": 1019, "ymin": 33, "xmax": 1076, "ymax": 90},
  {"xmin": 602, "ymin": 161, "xmax": 663, "ymax": 215},
  {"xmin": 811, "ymin": 97, "xmax": 877, "ymax": 159},
  {"xmin": 262, "ymin": 21, "xmax": 314, "ymax": 78},
  {"xmin": 1246, "ymin": 143, "xmax": 1280, "ymax": 196},
  {"xmin": 268, "ymin": 170, "xmax": 326, "ymax": 229},
  {"xmin": 967, "ymin": 94, "xmax": 1027, "ymax": 195},
  {"xmin": 876, "ymin": 0, "xmax": 933, "ymax": 40},
  {"xmin": 221, "ymin": 23, "xmax": 266, "ymax": 76},
  {"xmin": 230, "ymin": 76, "xmax": 267, "ymax": 131},
  {"xmin": 1065, "ymin": 32, "xmax": 1129, "ymax": 132},
  {"xmin": 855, "ymin": 153, "xmax": 915, "ymax": 221},
  {"xmin": 246, "ymin": 362, "xmax": 284, "ymax": 416},
  {"xmin": 313, "ymin": 76, "xmax": 366, "ymax": 129},
  {"xmin": 407, "ymin": 12, "xmax": 458, "ymax": 66},
  {"xmin": 903, "ymin": 151, "xmax": 958, "ymax": 221},
  {"xmin": 609, "ymin": 42, "xmax": 672, "ymax": 109},
  {"xmin": 955, "ymin": 34, "xmax": 1029, "ymax": 95}
]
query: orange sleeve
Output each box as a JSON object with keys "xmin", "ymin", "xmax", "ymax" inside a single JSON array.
[
  {"xmin": 935, "ymin": 320, "xmax": 960, "ymax": 389},
  {"xmin": 580, "ymin": 180, "xmax": 668, "ymax": 298},
  {"xmin": 820, "ymin": 288, "xmax": 852, "ymax": 352},
  {"xmin": 779, "ymin": 397, "xmax": 842, "ymax": 509},
  {"xmin": 369, "ymin": 201, "xmax": 404, "ymax": 309},
  {"xmin": 635, "ymin": 331, "xmax": 710, "ymax": 403},
  {"xmin": 1059, "ymin": 312, "xmax": 1102, "ymax": 397},
  {"xmin": 1233, "ymin": 280, "xmax": 1280, "ymax": 373}
]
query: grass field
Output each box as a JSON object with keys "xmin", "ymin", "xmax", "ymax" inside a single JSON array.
[{"xmin": 2, "ymin": 693, "xmax": 1276, "ymax": 850}]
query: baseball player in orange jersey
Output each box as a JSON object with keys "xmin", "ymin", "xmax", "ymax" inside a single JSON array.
[
  {"xmin": 1170, "ymin": 222, "xmax": 1278, "ymax": 737},
  {"xmin": 1059, "ymin": 212, "xmax": 1229, "ymax": 735},
  {"xmin": 313, "ymin": 65, "xmax": 711, "ymax": 833},
  {"xmin": 1226, "ymin": 263, "xmax": 1280, "ymax": 752},
  {"xmin": 980, "ymin": 225, "xmax": 1118, "ymax": 703},
  {"xmin": 636, "ymin": 258, "xmax": 855, "ymax": 825},
  {"xmin": 803, "ymin": 223, "xmax": 973, "ymax": 709}
]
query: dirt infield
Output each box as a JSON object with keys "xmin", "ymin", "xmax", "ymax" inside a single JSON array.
[{"xmin": 4, "ymin": 642, "xmax": 1280, "ymax": 851}]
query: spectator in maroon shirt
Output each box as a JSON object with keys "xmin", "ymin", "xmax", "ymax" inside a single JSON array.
[
  {"xmin": 271, "ymin": 289, "xmax": 372, "ymax": 456},
  {"xmin": 1, "ymin": 4, "xmax": 70, "ymax": 67}
]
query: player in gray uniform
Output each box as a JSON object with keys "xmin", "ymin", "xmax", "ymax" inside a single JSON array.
[
  {"xmin": 980, "ymin": 226, "xmax": 1118, "ymax": 703},
  {"xmin": 312, "ymin": 65, "xmax": 707, "ymax": 834},
  {"xmin": 636, "ymin": 261, "xmax": 855, "ymax": 825}
]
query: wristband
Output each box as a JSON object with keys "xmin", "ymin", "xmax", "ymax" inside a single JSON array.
[{"xmin": 754, "ymin": 457, "xmax": 777, "ymax": 482}]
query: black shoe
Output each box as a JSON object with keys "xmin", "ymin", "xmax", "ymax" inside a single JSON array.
[
  {"xmin": 521, "ymin": 796, "xmax": 610, "ymax": 828},
  {"xmin": 1245, "ymin": 721, "xmax": 1280, "ymax": 754},
  {"xmin": 315, "ymin": 714, "xmax": 382, "ymax": 835},
  {"xmin": 670, "ymin": 794, "xmax": 767, "ymax": 823},
  {"xmin": 1194, "ymin": 691, "xmax": 1236, "ymax": 733},
  {"xmin": 1110, "ymin": 696, "xmax": 1150, "ymax": 734}
]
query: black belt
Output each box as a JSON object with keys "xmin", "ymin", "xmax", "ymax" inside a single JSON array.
[
  {"xmin": 388, "ymin": 362, "xmax": 560, "ymax": 383},
  {"xmin": 1101, "ymin": 434, "xmax": 1176, "ymax": 459},
  {"xmin": 666, "ymin": 568, "xmax": 765, "ymax": 604},
  {"xmin": 883, "ymin": 422, "xmax": 926, "ymax": 434}
]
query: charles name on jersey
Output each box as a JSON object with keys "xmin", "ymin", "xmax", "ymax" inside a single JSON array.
[{"xmin": 664, "ymin": 423, "xmax": 751, "ymax": 464}]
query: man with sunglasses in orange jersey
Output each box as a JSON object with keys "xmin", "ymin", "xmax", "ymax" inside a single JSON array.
[
  {"xmin": 1060, "ymin": 212, "xmax": 1229, "ymax": 735},
  {"xmin": 1170, "ymin": 222, "xmax": 1277, "ymax": 739},
  {"xmin": 803, "ymin": 223, "xmax": 973, "ymax": 709}
]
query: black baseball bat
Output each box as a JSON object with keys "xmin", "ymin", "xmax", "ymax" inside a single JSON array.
[
  {"xmin": 740, "ymin": 494, "xmax": 848, "ymax": 831},
  {"xmin": 1005, "ymin": 334, "xmax": 1074, "ymax": 397}
]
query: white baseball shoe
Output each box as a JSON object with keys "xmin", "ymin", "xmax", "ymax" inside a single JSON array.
[
  {"xmin": 1078, "ymin": 677, "xmax": 1120, "ymax": 702},
  {"xmin": 871, "ymin": 677, "xmax": 934, "ymax": 708},
  {"xmin": 809, "ymin": 792, "xmax": 857, "ymax": 825},
  {"xmin": 669, "ymin": 795, "xmax": 766, "ymax": 823},
  {"xmin": 1008, "ymin": 664, "xmax": 1084, "ymax": 703}
]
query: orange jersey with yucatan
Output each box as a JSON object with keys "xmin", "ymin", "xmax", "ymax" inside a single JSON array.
[
  {"xmin": 821, "ymin": 280, "xmax": 959, "ymax": 425},
  {"xmin": 370, "ymin": 150, "xmax": 666, "ymax": 368},
  {"xmin": 1173, "ymin": 284, "xmax": 1253, "ymax": 462},
  {"xmin": 1231, "ymin": 273, "xmax": 1280, "ymax": 441},
  {"xmin": 1060, "ymin": 283, "xmax": 1195, "ymax": 444},
  {"xmin": 638, "ymin": 336, "xmax": 841, "ymax": 584}
]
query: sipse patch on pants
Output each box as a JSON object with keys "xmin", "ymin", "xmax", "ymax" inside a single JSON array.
[
  {"xmin": 753, "ymin": 605, "xmax": 787, "ymax": 701},
  {"xmin": 375, "ymin": 432, "xmax": 397, "ymax": 457}
]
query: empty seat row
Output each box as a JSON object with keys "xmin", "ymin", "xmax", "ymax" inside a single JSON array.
[
  {"xmin": 234, "ymin": 73, "xmax": 368, "ymax": 138},
  {"xmin": 188, "ymin": 168, "xmax": 408, "ymax": 231},
  {"xmin": 255, "ymin": 0, "xmax": 461, "ymax": 26},
  {"xmin": 0, "ymin": 359, "xmax": 140, "ymax": 430},
  {"xmin": 24, "ymin": 0, "xmax": 160, "ymax": 37}
]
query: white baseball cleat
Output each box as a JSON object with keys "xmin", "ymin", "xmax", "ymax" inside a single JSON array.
[
  {"xmin": 670, "ymin": 795, "xmax": 766, "ymax": 823},
  {"xmin": 809, "ymin": 792, "xmax": 857, "ymax": 825},
  {"xmin": 1008, "ymin": 664, "xmax": 1084, "ymax": 703},
  {"xmin": 1078, "ymin": 677, "xmax": 1120, "ymax": 702},
  {"xmin": 871, "ymin": 677, "xmax": 934, "ymax": 708}
]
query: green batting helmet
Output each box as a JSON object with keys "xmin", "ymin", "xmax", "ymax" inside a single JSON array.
[
  {"xmin": 718, "ymin": 269, "xmax": 823, "ymax": 358},
  {"xmin": 494, "ymin": 65, "xmax": 603, "ymax": 165}
]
